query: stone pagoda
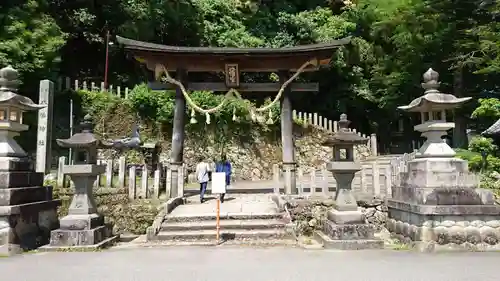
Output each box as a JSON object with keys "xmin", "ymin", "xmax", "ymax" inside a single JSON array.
[
  {"xmin": 387, "ymin": 68, "xmax": 500, "ymax": 251},
  {"xmin": 42, "ymin": 114, "xmax": 117, "ymax": 250},
  {"xmin": 0, "ymin": 66, "xmax": 60, "ymax": 256},
  {"xmin": 314, "ymin": 114, "xmax": 384, "ymax": 249}
]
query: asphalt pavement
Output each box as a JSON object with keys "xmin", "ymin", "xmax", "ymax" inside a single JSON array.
[{"xmin": 1, "ymin": 247, "xmax": 499, "ymax": 281}]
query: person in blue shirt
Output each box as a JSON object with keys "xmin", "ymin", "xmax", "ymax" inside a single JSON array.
[{"xmin": 215, "ymin": 153, "xmax": 232, "ymax": 203}]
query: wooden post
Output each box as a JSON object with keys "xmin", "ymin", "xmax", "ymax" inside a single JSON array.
[
  {"xmin": 118, "ymin": 156, "xmax": 126, "ymax": 188},
  {"xmin": 57, "ymin": 156, "xmax": 66, "ymax": 188},
  {"xmin": 370, "ymin": 133, "xmax": 378, "ymax": 156},
  {"xmin": 169, "ymin": 69, "xmax": 187, "ymax": 198},
  {"xmin": 372, "ymin": 161, "xmax": 380, "ymax": 196},
  {"xmin": 141, "ymin": 165, "xmax": 148, "ymax": 198},
  {"xmin": 106, "ymin": 159, "xmax": 113, "ymax": 187},
  {"xmin": 279, "ymin": 71, "xmax": 296, "ymax": 195},
  {"xmin": 272, "ymin": 164, "xmax": 280, "ymax": 193},
  {"xmin": 165, "ymin": 168, "xmax": 172, "ymax": 198},
  {"xmin": 128, "ymin": 166, "xmax": 136, "ymax": 199},
  {"xmin": 360, "ymin": 167, "xmax": 366, "ymax": 193},
  {"xmin": 310, "ymin": 169, "xmax": 316, "ymax": 196},
  {"xmin": 297, "ymin": 167, "xmax": 304, "ymax": 195},
  {"xmin": 321, "ymin": 168, "xmax": 329, "ymax": 196},
  {"xmin": 36, "ymin": 80, "xmax": 54, "ymax": 174},
  {"xmin": 94, "ymin": 160, "xmax": 101, "ymax": 188},
  {"xmin": 385, "ymin": 165, "xmax": 392, "ymax": 198},
  {"xmin": 153, "ymin": 169, "xmax": 161, "ymax": 198}
]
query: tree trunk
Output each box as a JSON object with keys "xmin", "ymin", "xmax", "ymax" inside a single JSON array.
[{"xmin": 452, "ymin": 68, "xmax": 468, "ymax": 149}]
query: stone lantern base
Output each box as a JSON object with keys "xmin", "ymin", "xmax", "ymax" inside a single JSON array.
[
  {"xmin": 0, "ymin": 156, "xmax": 61, "ymax": 256},
  {"xmin": 314, "ymin": 208, "xmax": 384, "ymax": 250},
  {"xmin": 387, "ymin": 157, "xmax": 500, "ymax": 252}
]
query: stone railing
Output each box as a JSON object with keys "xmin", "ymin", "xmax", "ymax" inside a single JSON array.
[
  {"xmin": 292, "ymin": 110, "xmax": 378, "ymax": 157},
  {"xmin": 55, "ymin": 156, "xmax": 166, "ymax": 199},
  {"xmin": 389, "ymin": 150, "xmax": 418, "ymax": 188},
  {"xmin": 272, "ymin": 163, "xmax": 392, "ymax": 199}
]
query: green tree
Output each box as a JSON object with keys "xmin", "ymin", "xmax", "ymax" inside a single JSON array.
[{"xmin": 0, "ymin": 0, "xmax": 66, "ymax": 89}]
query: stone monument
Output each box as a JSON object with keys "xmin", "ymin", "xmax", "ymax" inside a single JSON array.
[
  {"xmin": 387, "ymin": 68, "xmax": 500, "ymax": 251},
  {"xmin": 42, "ymin": 114, "xmax": 117, "ymax": 250},
  {"xmin": 314, "ymin": 114, "xmax": 384, "ymax": 249},
  {"xmin": 0, "ymin": 65, "xmax": 60, "ymax": 256}
]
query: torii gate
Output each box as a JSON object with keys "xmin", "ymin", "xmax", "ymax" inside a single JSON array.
[{"xmin": 117, "ymin": 36, "xmax": 350, "ymax": 196}]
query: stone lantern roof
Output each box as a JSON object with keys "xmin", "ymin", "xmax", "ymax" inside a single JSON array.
[
  {"xmin": 0, "ymin": 65, "xmax": 45, "ymax": 111},
  {"xmin": 483, "ymin": 118, "xmax": 500, "ymax": 136},
  {"xmin": 322, "ymin": 114, "xmax": 367, "ymax": 146},
  {"xmin": 56, "ymin": 114, "xmax": 101, "ymax": 148},
  {"xmin": 398, "ymin": 68, "xmax": 471, "ymax": 112}
]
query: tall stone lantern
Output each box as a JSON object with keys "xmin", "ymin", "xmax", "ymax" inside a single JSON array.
[
  {"xmin": 386, "ymin": 68, "xmax": 500, "ymax": 252},
  {"xmin": 43, "ymin": 114, "xmax": 117, "ymax": 249},
  {"xmin": 315, "ymin": 114, "xmax": 383, "ymax": 249},
  {"xmin": 0, "ymin": 65, "xmax": 46, "ymax": 158},
  {"xmin": 0, "ymin": 65, "xmax": 60, "ymax": 256},
  {"xmin": 398, "ymin": 68, "xmax": 471, "ymax": 157}
]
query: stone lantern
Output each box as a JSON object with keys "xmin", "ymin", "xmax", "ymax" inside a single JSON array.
[
  {"xmin": 323, "ymin": 114, "xmax": 367, "ymax": 211},
  {"xmin": 0, "ymin": 65, "xmax": 60, "ymax": 256},
  {"xmin": 386, "ymin": 68, "xmax": 500, "ymax": 252},
  {"xmin": 0, "ymin": 65, "xmax": 45, "ymax": 158},
  {"xmin": 315, "ymin": 114, "xmax": 383, "ymax": 249},
  {"xmin": 43, "ymin": 114, "xmax": 117, "ymax": 249},
  {"xmin": 398, "ymin": 68, "xmax": 471, "ymax": 157}
]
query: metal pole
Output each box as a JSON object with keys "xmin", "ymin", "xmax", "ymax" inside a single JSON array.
[
  {"xmin": 68, "ymin": 99, "xmax": 74, "ymax": 164},
  {"xmin": 216, "ymin": 193, "xmax": 220, "ymax": 244},
  {"xmin": 104, "ymin": 30, "xmax": 110, "ymax": 89}
]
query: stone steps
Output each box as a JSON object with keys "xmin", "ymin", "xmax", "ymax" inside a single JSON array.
[
  {"xmin": 161, "ymin": 219, "xmax": 285, "ymax": 231},
  {"xmin": 164, "ymin": 212, "xmax": 282, "ymax": 222},
  {"xmin": 151, "ymin": 199, "xmax": 290, "ymax": 243},
  {"xmin": 155, "ymin": 228, "xmax": 287, "ymax": 241}
]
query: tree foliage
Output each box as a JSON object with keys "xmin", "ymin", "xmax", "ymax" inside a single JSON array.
[{"xmin": 1, "ymin": 0, "xmax": 499, "ymax": 152}]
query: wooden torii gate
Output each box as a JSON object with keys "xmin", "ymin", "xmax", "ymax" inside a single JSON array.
[{"xmin": 117, "ymin": 36, "xmax": 350, "ymax": 196}]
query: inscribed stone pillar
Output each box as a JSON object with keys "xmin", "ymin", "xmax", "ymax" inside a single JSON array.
[
  {"xmin": 36, "ymin": 80, "xmax": 54, "ymax": 174},
  {"xmin": 169, "ymin": 69, "xmax": 187, "ymax": 197},
  {"xmin": 279, "ymin": 70, "xmax": 296, "ymax": 194}
]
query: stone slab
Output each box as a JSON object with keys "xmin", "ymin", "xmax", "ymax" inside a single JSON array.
[
  {"xmin": 0, "ymin": 157, "xmax": 32, "ymax": 172},
  {"xmin": 314, "ymin": 230, "xmax": 383, "ymax": 250},
  {"xmin": 0, "ymin": 199, "xmax": 61, "ymax": 216},
  {"xmin": 49, "ymin": 225, "xmax": 111, "ymax": 246},
  {"xmin": 59, "ymin": 213, "xmax": 104, "ymax": 230},
  {"xmin": 327, "ymin": 209, "xmax": 365, "ymax": 224},
  {"xmin": 391, "ymin": 186, "xmax": 493, "ymax": 205},
  {"xmin": 39, "ymin": 235, "xmax": 118, "ymax": 252},
  {"xmin": 387, "ymin": 199, "xmax": 500, "ymax": 216},
  {"xmin": 0, "ymin": 171, "xmax": 44, "ymax": 188},
  {"xmin": 0, "ymin": 186, "xmax": 53, "ymax": 205},
  {"xmin": 1, "ymin": 207, "xmax": 59, "ymax": 255},
  {"xmin": 62, "ymin": 164, "xmax": 105, "ymax": 175},
  {"xmin": 323, "ymin": 220, "xmax": 376, "ymax": 240}
]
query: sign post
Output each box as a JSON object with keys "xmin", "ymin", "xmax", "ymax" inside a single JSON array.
[{"xmin": 211, "ymin": 172, "xmax": 227, "ymax": 245}]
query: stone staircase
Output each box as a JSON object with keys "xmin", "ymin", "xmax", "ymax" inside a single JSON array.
[{"xmin": 148, "ymin": 194, "xmax": 292, "ymax": 245}]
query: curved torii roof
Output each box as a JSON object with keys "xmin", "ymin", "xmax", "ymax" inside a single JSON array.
[{"xmin": 116, "ymin": 36, "xmax": 351, "ymax": 72}]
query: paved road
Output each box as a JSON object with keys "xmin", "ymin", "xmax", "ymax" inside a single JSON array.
[{"xmin": 1, "ymin": 247, "xmax": 499, "ymax": 281}]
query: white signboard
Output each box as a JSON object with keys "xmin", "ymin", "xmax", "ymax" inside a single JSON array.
[{"xmin": 211, "ymin": 172, "xmax": 227, "ymax": 194}]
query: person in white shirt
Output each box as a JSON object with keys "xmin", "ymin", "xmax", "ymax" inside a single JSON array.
[{"xmin": 195, "ymin": 156, "xmax": 211, "ymax": 203}]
